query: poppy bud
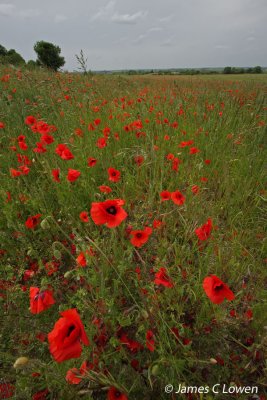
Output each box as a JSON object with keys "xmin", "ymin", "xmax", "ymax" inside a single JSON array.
[
  {"xmin": 209, "ymin": 358, "xmax": 217, "ymax": 364},
  {"xmin": 151, "ymin": 364, "xmax": 159, "ymax": 376},
  {"xmin": 13, "ymin": 357, "xmax": 29, "ymax": 368},
  {"xmin": 40, "ymin": 219, "xmax": 50, "ymax": 230},
  {"xmin": 53, "ymin": 249, "xmax": 61, "ymax": 260}
]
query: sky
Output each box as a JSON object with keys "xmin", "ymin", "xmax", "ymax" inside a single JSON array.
[{"xmin": 0, "ymin": 0, "xmax": 267, "ymax": 71}]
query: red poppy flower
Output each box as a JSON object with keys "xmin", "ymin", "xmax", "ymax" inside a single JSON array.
[
  {"xmin": 146, "ymin": 330, "xmax": 155, "ymax": 352},
  {"xmin": 160, "ymin": 190, "xmax": 171, "ymax": 201},
  {"xmin": 48, "ymin": 308, "xmax": 89, "ymax": 363},
  {"xmin": 25, "ymin": 214, "xmax": 42, "ymax": 229},
  {"xmin": 189, "ymin": 147, "xmax": 200, "ymax": 154},
  {"xmin": 107, "ymin": 387, "xmax": 128, "ymax": 400},
  {"xmin": 134, "ymin": 155, "xmax": 144, "ymax": 166},
  {"xmin": 0, "ymin": 122, "xmax": 5, "ymax": 129},
  {"xmin": 67, "ymin": 169, "xmax": 81, "ymax": 182},
  {"xmin": 90, "ymin": 199, "xmax": 127, "ymax": 228},
  {"xmin": 52, "ymin": 169, "xmax": 60, "ymax": 182},
  {"xmin": 0, "ymin": 382, "xmax": 15, "ymax": 399},
  {"xmin": 96, "ymin": 137, "xmax": 107, "ymax": 148},
  {"xmin": 88, "ymin": 157, "xmax": 97, "ymax": 167},
  {"xmin": 65, "ymin": 368, "xmax": 81, "ymax": 384},
  {"xmin": 80, "ymin": 211, "xmax": 89, "ymax": 222},
  {"xmin": 154, "ymin": 267, "xmax": 173, "ymax": 288},
  {"xmin": 30, "ymin": 287, "xmax": 55, "ymax": 314},
  {"xmin": 171, "ymin": 190, "xmax": 185, "ymax": 205},
  {"xmin": 130, "ymin": 227, "xmax": 152, "ymax": 248},
  {"xmin": 24, "ymin": 115, "xmax": 36, "ymax": 125},
  {"xmin": 99, "ymin": 185, "xmax": 112, "ymax": 193},
  {"xmin": 203, "ymin": 275, "xmax": 235, "ymax": 304},
  {"xmin": 195, "ymin": 218, "xmax": 213, "ymax": 241},
  {"xmin": 76, "ymin": 252, "xmax": 86, "ymax": 267},
  {"xmin": 108, "ymin": 167, "xmax": 121, "ymax": 182},
  {"xmin": 55, "ymin": 144, "xmax": 74, "ymax": 160}
]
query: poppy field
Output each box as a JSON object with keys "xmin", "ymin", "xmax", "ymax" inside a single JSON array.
[{"xmin": 0, "ymin": 67, "xmax": 266, "ymax": 399}]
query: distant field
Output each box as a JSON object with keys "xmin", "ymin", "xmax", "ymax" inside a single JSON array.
[{"xmin": 0, "ymin": 66, "xmax": 266, "ymax": 400}]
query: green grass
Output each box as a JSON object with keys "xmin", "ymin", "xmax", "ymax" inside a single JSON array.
[{"xmin": 0, "ymin": 66, "xmax": 266, "ymax": 399}]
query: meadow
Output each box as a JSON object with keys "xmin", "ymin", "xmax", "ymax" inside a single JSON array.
[{"xmin": 0, "ymin": 66, "xmax": 266, "ymax": 400}]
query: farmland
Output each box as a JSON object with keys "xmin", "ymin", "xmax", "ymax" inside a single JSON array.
[{"xmin": 0, "ymin": 67, "xmax": 266, "ymax": 399}]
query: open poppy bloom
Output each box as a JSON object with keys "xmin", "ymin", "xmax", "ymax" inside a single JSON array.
[
  {"xmin": 203, "ymin": 275, "xmax": 235, "ymax": 304},
  {"xmin": 90, "ymin": 199, "xmax": 127, "ymax": 228},
  {"xmin": 25, "ymin": 214, "xmax": 42, "ymax": 229},
  {"xmin": 67, "ymin": 169, "xmax": 81, "ymax": 182},
  {"xmin": 171, "ymin": 190, "xmax": 185, "ymax": 205},
  {"xmin": 107, "ymin": 167, "xmax": 121, "ymax": 182},
  {"xmin": 55, "ymin": 144, "xmax": 74, "ymax": 160},
  {"xmin": 107, "ymin": 387, "xmax": 128, "ymax": 400},
  {"xmin": 195, "ymin": 218, "xmax": 213, "ymax": 241},
  {"xmin": 160, "ymin": 190, "xmax": 171, "ymax": 201},
  {"xmin": 30, "ymin": 287, "xmax": 55, "ymax": 314},
  {"xmin": 48, "ymin": 308, "xmax": 89, "ymax": 363},
  {"xmin": 130, "ymin": 227, "xmax": 152, "ymax": 248},
  {"xmin": 154, "ymin": 267, "xmax": 173, "ymax": 288}
]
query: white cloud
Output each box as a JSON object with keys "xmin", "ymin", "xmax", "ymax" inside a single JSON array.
[
  {"xmin": 111, "ymin": 10, "xmax": 147, "ymax": 24},
  {"xmin": 91, "ymin": 1, "xmax": 147, "ymax": 24},
  {"xmin": 54, "ymin": 14, "xmax": 68, "ymax": 23},
  {"xmin": 91, "ymin": 0, "xmax": 116, "ymax": 21},
  {"xmin": 0, "ymin": 3, "xmax": 15, "ymax": 16}
]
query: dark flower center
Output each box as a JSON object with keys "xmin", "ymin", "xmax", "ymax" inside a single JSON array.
[
  {"xmin": 115, "ymin": 391, "xmax": 121, "ymax": 398},
  {"xmin": 67, "ymin": 324, "xmax": 76, "ymax": 337},
  {"xmin": 136, "ymin": 233, "xmax": 143, "ymax": 238},
  {"xmin": 214, "ymin": 284, "xmax": 223, "ymax": 292},
  {"xmin": 106, "ymin": 206, "xmax": 117, "ymax": 215}
]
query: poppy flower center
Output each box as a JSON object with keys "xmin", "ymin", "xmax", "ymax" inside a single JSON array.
[
  {"xmin": 115, "ymin": 391, "xmax": 121, "ymax": 398},
  {"xmin": 214, "ymin": 283, "xmax": 223, "ymax": 292},
  {"xmin": 66, "ymin": 324, "xmax": 76, "ymax": 337},
  {"xmin": 136, "ymin": 233, "xmax": 143, "ymax": 238},
  {"xmin": 106, "ymin": 206, "xmax": 117, "ymax": 215}
]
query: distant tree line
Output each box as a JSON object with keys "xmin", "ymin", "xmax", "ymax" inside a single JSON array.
[{"xmin": 223, "ymin": 66, "xmax": 263, "ymax": 74}]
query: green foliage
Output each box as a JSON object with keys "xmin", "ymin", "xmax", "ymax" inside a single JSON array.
[
  {"xmin": 0, "ymin": 47, "xmax": 25, "ymax": 65},
  {"xmin": 34, "ymin": 40, "xmax": 65, "ymax": 71},
  {"xmin": 0, "ymin": 44, "xmax": 7, "ymax": 56}
]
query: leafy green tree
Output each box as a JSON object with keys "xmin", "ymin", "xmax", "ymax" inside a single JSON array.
[
  {"xmin": 34, "ymin": 41, "xmax": 65, "ymax": 71},
  {"xmin": 6, "ymin": 49, "xmax": 25, "ymax": 65},
  {"xmin": 0, "ymin": 44, "xmax": 7, "ymax": 56},
  {"xmin": 223, "ymin": 66, "xmax": 232, "ymax": 74},
  {"xmin": 253, "ymin": 66, "xmax": 262, "ymax": 74}
]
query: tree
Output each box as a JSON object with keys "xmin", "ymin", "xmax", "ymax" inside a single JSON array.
[
  {"xmin": 34, "ymin": 41, "xmax": 65, "ymax": 71},
  {"xmin": 6, "ymin": 49, "xmax": 25, "ymax": 65},
  {"xmin": 253, "ymin": 66, "xmax": 262, "ymax": 74},
  {"xmin": 0, "ymin": 44, "xmax": 7, "ymax": 56},
  {"xmin": 223, "ymin": 66, "xmax": 232, "ymax": 74}
]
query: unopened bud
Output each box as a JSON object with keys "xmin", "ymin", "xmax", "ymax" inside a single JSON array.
[{"xmin": 13, "ymin": 356, "xmax": 29, "ymax": 368}]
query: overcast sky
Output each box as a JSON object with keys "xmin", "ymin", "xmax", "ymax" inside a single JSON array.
[{"xmin": 1, "ymin": 0, "xmax": 266, "ymax": 71}]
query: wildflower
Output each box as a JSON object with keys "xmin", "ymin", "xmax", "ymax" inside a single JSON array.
[
  {"xmin": 30, "ymin": 287, "xmax": 55, "ymax": 314},
  {"xmin": 130, "ymin": 227, "xmax": 152, "ymax": 248},
  {"xmin": 203, "ymin": 275, "xmax": 235, "ymax": 304},
  {"xmin": 48, "ymin": 309, "xmax": 89, "ymax": 363},
  {"xmin": 90, "ymin": 199, "xmax": 127, "ymax": 228}
]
